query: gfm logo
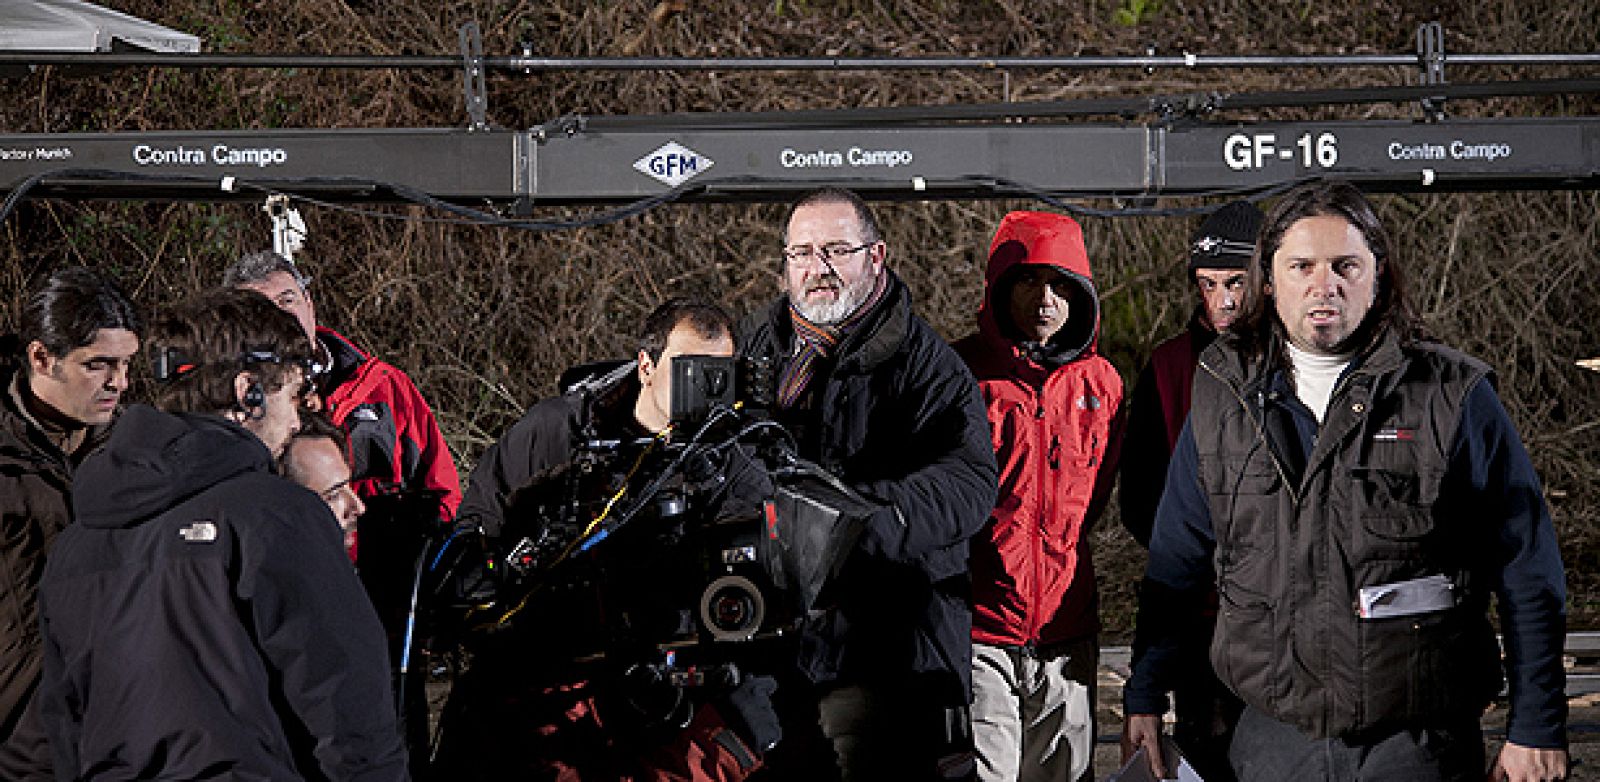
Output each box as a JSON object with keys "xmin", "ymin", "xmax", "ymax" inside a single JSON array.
[{"xmin": 634, "ymin": 141, "xmax": 713, "ymax": 187}]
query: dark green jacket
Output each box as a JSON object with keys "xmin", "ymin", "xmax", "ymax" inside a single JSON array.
[
  {"xmin": 0, "ymin": 360, "xmax": 106, "ymax": 781},
  {"xmin": 1194, "ymin": 331, "xmax": 1505, "ymax": 737}
]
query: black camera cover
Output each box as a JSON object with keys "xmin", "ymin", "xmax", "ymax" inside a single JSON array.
[{"xmin": 759, "ymin": 460, "xmax": 878, "ymax": 614}]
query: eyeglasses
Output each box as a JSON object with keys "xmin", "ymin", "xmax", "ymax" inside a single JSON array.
[
  {"xmin": 317, "ymin": 479, "xmax": 355, "ymax": 505},
  {"xmin": 781, "ymin": 242, "xmax": 872, "ymax": 266}
]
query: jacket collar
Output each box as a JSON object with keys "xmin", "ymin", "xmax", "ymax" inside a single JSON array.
[
  {"xmin": 314, "ymin": 325, "xmax": 373, "ymax": 395},
  {"xmin": 0, "ymin": 360, "xmax": 108, "ymax": 470},
  {"xmin": 73, "ymin": 405, "xmax": 270, "ymax": 530},
  {"xmin": 765, "ymin": 269, "xmax": 911, "ymax": 375},
  {"xmin": 1203, "ymin": 327, "xmax": 1406, "ymax": 398}
]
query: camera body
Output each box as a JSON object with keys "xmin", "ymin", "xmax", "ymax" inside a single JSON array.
[
  {"xmin": 439, "ymin": 355, "xmax": 872, "ymax": 684},
  {"xmin": 668, "ymin": 354, "xmax": 775, "ymax": 431},
  {"xmin": 490, "ymin": 430, "xmax": 790, "ymax": 661}
]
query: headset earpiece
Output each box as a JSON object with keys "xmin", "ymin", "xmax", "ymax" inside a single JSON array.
[{"xmin": 244, "ymin": 382, "xmax": 265, "ymax": 410}]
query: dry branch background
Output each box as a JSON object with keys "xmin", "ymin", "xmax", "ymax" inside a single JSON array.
[{"xmin": 3, "ymin": 0, "xmax": 1599, "ymax": 639}]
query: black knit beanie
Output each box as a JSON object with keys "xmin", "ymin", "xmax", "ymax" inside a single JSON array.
[{"xmin": 1188, "ymin": 200, "xmax": 1264, "ymax": 272}]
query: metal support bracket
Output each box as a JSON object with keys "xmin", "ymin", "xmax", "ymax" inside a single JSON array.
[
  {"xmin": 459, "ymin": 21, "xmax": 489, "ymax": 132},
  {"xmin": 1150, "ymin": 92, "xmax": 1215, "ymax": 127},
  {"xmin": 532, "ymin": 114, "xmax": 587, "ymax": 142},
  {"xmin": 1417, "ymin": 21, "xmax": 1448, "ymax": 122},
  {"xmin": 262, "ymin": 194, "xmax": 307, "ymax": 262}
]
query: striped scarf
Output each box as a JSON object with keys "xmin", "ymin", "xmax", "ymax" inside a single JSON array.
[{"xmin": 777, "ymin": 272, "xmax": 888, "ymax": 409}]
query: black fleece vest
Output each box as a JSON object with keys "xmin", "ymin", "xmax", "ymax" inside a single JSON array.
[{"xmin": 1191, "ymin": 332, "xmax": 1501, "ymax": 738}]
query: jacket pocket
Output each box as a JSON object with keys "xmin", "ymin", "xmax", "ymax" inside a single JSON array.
[
  {"xmin": 1358, "ymin": 605, "xmax": 1500, "ymax": 727},
  {"xmin": 1351, "ymin": 467, "xmax": 1442, "ymax": 562},
  {"xmin": 1213, "ymin": 563, "xmax": 1285, "ymax": 704},
  {"xmin": 1204, "ymin": 457, "xmax": 1282, "ymax": 551}
]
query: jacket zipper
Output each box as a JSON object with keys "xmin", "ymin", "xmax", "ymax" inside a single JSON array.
[
  {"xmin": 1030, "ymin": 393, "xmax": 1049, "ymax": 645},
  {"xmin": 1198, "ymin": 358, "xmax": 1299, "ymax": 505}
]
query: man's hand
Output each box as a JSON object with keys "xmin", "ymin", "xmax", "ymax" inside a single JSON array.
[
  {"xmin": 1121, "ymin": 713, "xmax": 1170, "ymax": 779},
  {"xmin": 1489, "ymin": 742, "xmax": 1567, "ymax": 782}
]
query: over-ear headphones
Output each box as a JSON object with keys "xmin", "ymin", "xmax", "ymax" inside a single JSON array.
[{"xmin": 244, "ymin": 382, "xmax": 265, "ymax": 410}]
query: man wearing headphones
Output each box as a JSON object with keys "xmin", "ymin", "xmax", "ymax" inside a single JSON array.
[
  {"xmin": 36, "ymin": 289, "xmax": 407, "ymax": 781},
  {"xmin": 224, "ymin": 250, "xmax": 462, "ymax": 554}
]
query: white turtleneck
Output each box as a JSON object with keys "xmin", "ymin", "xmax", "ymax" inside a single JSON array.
[{"xmin": 1286, "ymin": 342, "xmax": 1353, "ymax": 423}]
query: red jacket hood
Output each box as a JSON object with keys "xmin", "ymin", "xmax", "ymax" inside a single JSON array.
[{"xmin": 975, "ymin": 210, "xmax": 1101, "ymax": 364}]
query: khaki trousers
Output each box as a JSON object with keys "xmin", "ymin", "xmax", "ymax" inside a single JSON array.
[{"xmin": 970, "ymin": 638, "xmax": 1097, "ymax": 782}]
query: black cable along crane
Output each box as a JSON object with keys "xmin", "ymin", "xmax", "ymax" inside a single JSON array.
[{"xmin": 1, "ymin": 21, "xmax": 1598, "ymax": 230}]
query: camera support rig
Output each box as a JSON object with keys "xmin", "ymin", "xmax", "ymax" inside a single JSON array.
[{"xmin": 1, "ymin": 22, "xmax": 1599, "ymax": 218}]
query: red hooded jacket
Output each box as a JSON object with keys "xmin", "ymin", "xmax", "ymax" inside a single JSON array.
[
  {"xmin": 953, "ymin": 211, "xmax": 1123, "ymax": 649},
  {"xmin": 318, "ymin": 326, "xmax": 462, "ymax": 535}
]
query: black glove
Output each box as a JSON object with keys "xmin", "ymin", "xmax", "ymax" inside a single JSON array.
[
  {"xmin": 717, "ymin": 674, "xmax": 781, "ymax": 753},
  {"xmin": 620, "ymin": 664, "xmax": 694, "ymax": 730}
]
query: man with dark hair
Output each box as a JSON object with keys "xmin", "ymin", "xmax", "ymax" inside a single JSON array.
[
  {"xmin": 953, "ymin": 211, "xmax": 1122, "ymax": 782},
  {"xmin": 435, "ymin": 297, "xmax": 781, "ymax": 781},
  {"xmin": 282, "ymin": 412, "xmax": 366, "ymax": 552},
  {"xmin": 459, "ymin": 297, "xmax": 742, "ymax": 538},
  {"xmin": 1121, "ymin": 200, "xmax": 1263, "ymax": 548},
  {"xmin": 741, "ymin": 187, "xmax": 998, "ymax": 780},
  {"xmin": 1122, "ymin": 181, "xmax": 1568, "ymax": 782},
  {"xmin": 0, "ymin": 267, "xmax": 140, "ymax": 781},
  {"xmin": 1117, "ymin": 200, "xmax": 1262, "ymax": 781},
  {"xmin": 224, "ymin": 250, "xmax": 461, "ymax": 551},
  {"xmin": 36, "ymin": 289, "xmax": 407, "ymax": 781}
]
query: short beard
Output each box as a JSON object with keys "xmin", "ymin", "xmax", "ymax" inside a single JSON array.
[{"xmin": 792, "ymin": 269, "xmax": 878, "ymax": 326}]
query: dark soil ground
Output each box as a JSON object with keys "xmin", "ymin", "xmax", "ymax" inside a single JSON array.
[
  {"xmin": 1092, "ymin": 648, "xmax": 1600, "ymax": 781},
  {"xmin": 426, "ymin": 654, "xmax": 1600, "ymax": 780}
]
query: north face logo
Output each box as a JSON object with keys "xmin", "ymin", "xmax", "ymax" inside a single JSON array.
[{"xmin": 178, "ymin": 521, "xmax": 218, "ymax": 543}]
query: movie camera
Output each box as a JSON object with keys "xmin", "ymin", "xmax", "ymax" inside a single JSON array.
[{"xmin": 436, "ymin": 354, "xmax": 877, "ymax": 672}]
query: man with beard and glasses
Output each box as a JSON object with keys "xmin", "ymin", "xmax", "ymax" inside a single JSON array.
[
  {"xmin": 0, "ymin": 268, "xmax": 140, "ymax": 782},
  {"xmin": 741, "ymin": 187, "xmax": 998, "ymax": 781},
  {"xmin": 1121, "ymin": 181, "xmax": 1567, "ymax": 782}
]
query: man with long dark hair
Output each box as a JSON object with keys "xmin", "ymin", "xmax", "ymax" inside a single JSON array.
[
  {"xmin": 0, "ymin": 268, "xmax": 140, "ymax": 781},
  {"xmin": 1121, "ymin": 181, "xmax": 1567, "ymax": 782}
]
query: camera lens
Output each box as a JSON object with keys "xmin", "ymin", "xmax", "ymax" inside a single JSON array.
[
  {"xmin": 713, "ymin": 592, "xmax": 752, "ymax": 626},
  {"xmin": 699, "ymin": 574, "xmax": 765, "ymax": 642}
]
